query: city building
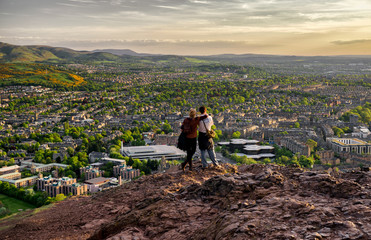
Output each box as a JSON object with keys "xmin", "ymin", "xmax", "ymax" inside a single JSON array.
[
  {"xmin": 1, "ymin": 176, "xmax": 38, "ymax": 188},
  {"xmin": 0, "ymin": 165, "xmax": 38, "ymax": 188},
  {"xmin": 88, "ymin": 152, "xmax": 109, "ymax": 163},
  {"xmin": 37, "ymin": 175, "xmax": 88, "ymax": 197},
  {"xmin": 36, "ymin": 175, "xmax": 55, "ymax": 191},
  {"xmin": 84, "ymin": 177, "xmax": 111, "ymax": 193},
  {"xmin": 280, "ymin": 138, "xmax": 311, "ymax": 157},
  {"xmin": 327, "ymin": 138, "xmax": 371, "ymax": 154},
  {"xmin": 121, "ymin": 144, "xmax": 186, "ymax": 161},
  {"xmin": 113, "ymin": 163, "xmax": 140, "ymax": 180},
  {"xmin": 218, "ymin": 139, "xmax": 275, "ymax": 160},
  {"xmin": 317, "ymin": 150, "xmax": 340, "ymax": 165},
  {"xmin": 80, "ymin": 166, "xmax": 105, "ymax": 180},
  {"xmin": 100, "ymin": 157, "xmax": 127, "ymax": 165},
  {"xmin": 0, "ymin": 165, "xmax": 20, "ymax": 175},
  {"xmin": 241, "ymin": 145, "xmax": 275, "ymax": 160},
  {"xmin": 153, "ymin": 133, "xmax": 179, "ymax": 146},
  {"xmin": 352, "ymin": 126, "xmax": 371, "ymax": 139},
  {"xmin": 22, "ymin": 162, "xmax": 69, "ymax": 174},
  {"xmin": 0, "ymin": 172, "xmax": 21, "ymax": 180},
  {"xmin": 226, "ymin": 139, "xmax": 260, "ymax": 152}
]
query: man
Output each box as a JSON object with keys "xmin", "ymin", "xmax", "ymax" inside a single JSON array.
[{"xmin": 198, "ymin": 106, "xmax": 218, "ymax": 169}]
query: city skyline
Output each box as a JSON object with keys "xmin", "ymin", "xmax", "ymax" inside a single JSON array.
[{"xmin": 0, "ymin": 0, "xmax": 371, "ymax": 56}]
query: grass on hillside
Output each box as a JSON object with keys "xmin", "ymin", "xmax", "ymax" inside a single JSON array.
[
  {"xmin": 0, "ymin": 196, "xmax": 54, "ymax": 232},
  {"xmin": 0, "ymin": 63, "xmax": 86, "ymax": 88},
  {"xmin": 185, "ymin": 57, "xmax": 215, "ymax": 64},
  {"xmin": 0, "ymin": 194, "xmax": 36, "ymax": 218}
]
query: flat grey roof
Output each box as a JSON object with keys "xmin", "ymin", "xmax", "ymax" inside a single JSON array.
[
  {"xmin": 243, "ymin": 145, "xmax": 274, "ymax": 151},
  {"xmin": 121, "ymin": 145, "xmax": 186, "ymax": 159},
  {"xmin": 230, "ymin": 139, "xmax": 259, "ymax": 145},
  {"xmin": 234, "ymin": 153, "xmax": 275, "ymax": 159}
]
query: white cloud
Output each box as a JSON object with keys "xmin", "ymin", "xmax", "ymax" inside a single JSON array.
[
  {"xmin": 153, "ymin": 5, "xmax": 184, "ymax": 10},
  {"xmin": 69, "ymin": 0, "xmax": 95, "ymax": 3},
  {"xmin": 188, "ymin": 0, "xmax": 209, "ymax": 4}
]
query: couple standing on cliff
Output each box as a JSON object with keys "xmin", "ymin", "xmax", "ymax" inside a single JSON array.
[{"xmin": 180, "ymin": 106, "xmax": 219, "ymax": 171}]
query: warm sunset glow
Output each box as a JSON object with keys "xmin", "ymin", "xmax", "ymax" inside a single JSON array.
[{"xmin": 1, "ymin": 0, "xmax": 371, "ymax": 55}]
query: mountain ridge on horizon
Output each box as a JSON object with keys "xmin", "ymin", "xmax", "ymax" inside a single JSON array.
[
  {"xmin": 0, "ymin": 42, "xmax": 193, "ymax": 64},
  {"xmin": 92, "ymin": 48, "xmax": 159, "ymax": 57},
  {"xmin": 2, "ymin": 42, "xmax": 371, "ymax": 62}
]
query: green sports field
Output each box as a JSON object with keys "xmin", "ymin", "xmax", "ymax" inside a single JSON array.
[{"xmin": 0, "ymin": 194, "xmax": 36, "ymax": 218}]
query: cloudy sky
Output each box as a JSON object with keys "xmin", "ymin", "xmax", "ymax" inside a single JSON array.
[{"xmin": 0, "ymin": 0, "xmax": 371, "ymax": 55}]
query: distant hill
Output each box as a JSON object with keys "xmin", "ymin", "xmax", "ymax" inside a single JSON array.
[
  {"xmin": 199, "ymin": 53, "xmax": 371, "ymax": 64},
  {"xmin": 0, "ymin": 42, "xmax": 199, "ymax": 65},
  {"xmin": 0, "ymin": 63, "xmax": 86, "ymax": 88},
  {"xmin": 2, "ymin": 42, "xmax": 371, "ymax": 75},
  {"xmin": 92, "ymin": 49, "xmax": 157, "ymax": 57},
  {"xmin": 0, "ymin": 42, "xmax": 147, "ymax": 63},
  {"xmin": 0, "ymin": 42, "xmax": 91, "ymax": 62}
]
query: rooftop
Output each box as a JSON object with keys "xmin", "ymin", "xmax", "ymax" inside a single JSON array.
[
  {"xmin": 235, "ymin": 153, "xmax": 275, "ymax": 159},
  {"xmin": 243, "ymin": 145, "xmax": 274, "ymax": 151},
  {"xmin": 121, "ymin": 145, "xmax": 186, "ymax": 160},
  {"xmin": 230, "ymin": 139, "xmax": 259, "ymax": 145},
  {"xmin": 0, "ymin": 165, "xmax": 20, "ymax": 172},
  {"xmin": 85, "ymin": 177, "xmax": 110, "ymax": 185},
  {"xmin": 329, "ymin": 138, "xmax": 369, "ymax": 146}
]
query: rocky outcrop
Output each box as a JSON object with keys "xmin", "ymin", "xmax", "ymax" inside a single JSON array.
[{"xmin": 1, "ymin": 162, "xmax": 370, "ymax": 240}]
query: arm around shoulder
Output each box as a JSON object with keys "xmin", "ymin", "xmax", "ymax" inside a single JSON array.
[{"xmin": 199, "ymin": 114, "xmax": 208, "ymax": 121}]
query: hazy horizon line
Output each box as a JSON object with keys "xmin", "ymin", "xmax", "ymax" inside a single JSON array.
[{"xmin": 2, "ymin": 41, "xmax": 371, "ymax": 58}]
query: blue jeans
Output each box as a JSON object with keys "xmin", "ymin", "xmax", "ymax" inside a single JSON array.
[{"xmin": 200, "ymin": 148, "xmax": 218, "ymax": 167}]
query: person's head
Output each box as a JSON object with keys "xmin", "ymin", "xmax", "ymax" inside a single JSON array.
[
  {"xmin": 189, "ymin": 108, "xmax": 196, "ymax": 118},
  {"xmin": 199, "ymin": 106, "xmax": 207, "ymax": 114}
]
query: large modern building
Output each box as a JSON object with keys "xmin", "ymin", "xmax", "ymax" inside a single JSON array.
[
  {"xmin": 84, "ymin": 177, "xmax": 111, "ymax": 193},
  {"xmin": 88, "ymin": 152, "xmax": 109, "ymax": 163},
  {"xmin": 0, "ymin": 175, "xmax": 38, "ymax": 188},
  {"xmin": 22, "ymin": 162, "xmax": 69, "ymax": 174},
  {"xmin": 0, "ymin": 165, "xmax": 20, "ymax": 175},
  {"xmin": 121, "ymin": 144, "xmax": 186, "ymax": 161},
  {"xmin": 0, "ymin": 165, "xmax": 38, "ymax": 188},
  {"xmin": 101, "ymin": 157, "xmax": 127, "ymax": 165},
  {"xmin": 37, "ymin": 175, "xmax": 88, "ymax": 197},
  {"xmin": 80, "ymin": 166, "xmax": 105, "ymax": 180},
  {"xmin": 327, "ymin": 138, "xmax": 371, "ymax": 155},
  {"xmin": 225, "ymin": 139, "xmax": 260, "ymax": 152},
  {"xmin": 113, "ymin": 163, "xmax": 140, "ymax": 180},
  {"xmin": 351, "ymin": 126, "xmax": 371, "ymax": 139},
  {"xmin": 0, "ymin": 172, "xmax": 21, "ymax": 180},
  {"xmin": 218, "ymin": 139, "xmax": 275, "ymax": 160}
]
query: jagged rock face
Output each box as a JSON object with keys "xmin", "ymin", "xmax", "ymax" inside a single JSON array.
[{"xmin": 1, "ymin": 163, "xmax": 371, "ymax": 240}]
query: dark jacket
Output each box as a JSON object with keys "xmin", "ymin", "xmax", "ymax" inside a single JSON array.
[{"xmin": 198, "ymin": 132, "xmax": 214, "ymax": 150}]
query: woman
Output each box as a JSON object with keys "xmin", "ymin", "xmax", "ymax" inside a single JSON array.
[{"xmin": 180, "ymin": 109, "xmax": 208, "ymax": 171}]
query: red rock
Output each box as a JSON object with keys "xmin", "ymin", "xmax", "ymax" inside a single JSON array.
[
  {"xmin": 186, "ymin": 206, "xmax": 203, "ymax": 216},
  {"xmin": 0, "ymin": 163, "xmax": 370, "ymax": 240}
]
